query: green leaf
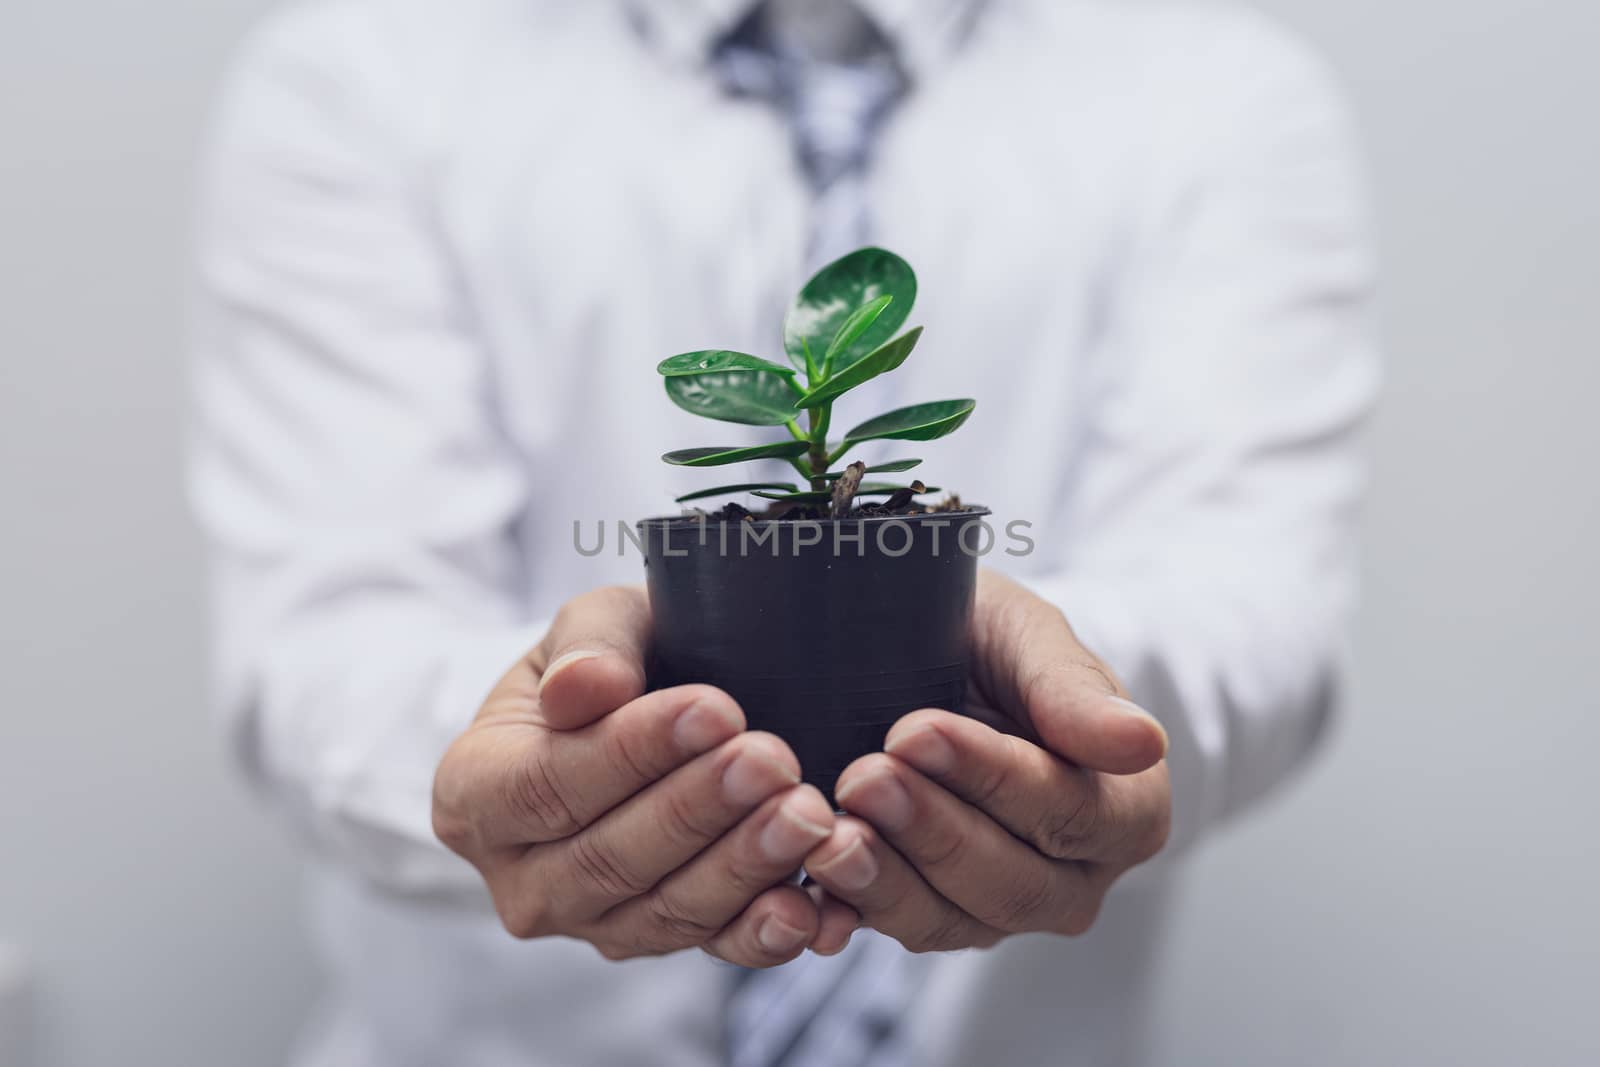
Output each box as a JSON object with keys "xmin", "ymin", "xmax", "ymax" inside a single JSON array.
[
  {"xmin": 793, "ymin": 327, "xmax": 922, "ymax": 409},
  {"xmin": 657, "ymin": 350, "xmax": 796, "ymax": 377},
  {"xmin": 674, "ymin": 481, "xmax": 798, "ymax": 503},
  {"xmin": 664, "ymin": 370, "xmax": 800, "ymax": 425},
  {"xmin": 821, "ymin": 295, "xmax": 893, "ymax": 373},
  {"xmin": 783, "ymin": 247, "xmax": 915, "ymax": 373},
  {"xmin": 842, "ymin": 399, "xmax": 976, "ymax": 446},
  {"xmin": 662, "ymin": 440, "xmax": 812, "ymax": 467},
  {"xmin": 820, "ymin": 459, "xmax": 922, "ymax": 480},
  {"xmin": 752, "ymin": 489, "xmax": 832, "ymax": 503}
]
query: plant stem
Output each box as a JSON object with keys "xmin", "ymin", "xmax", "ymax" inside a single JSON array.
[{"xmin": 806, "ymin": 402, "xmax": 833, "ymax": 492}]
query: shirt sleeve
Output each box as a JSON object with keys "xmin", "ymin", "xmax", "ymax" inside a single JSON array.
[
  {"xmin": 188, "ymin": 5, "xmax": 543, "ymax": 900},
  {"xmin": 1029, "ymin": 19, "xmax": 1381, "ymax": 855}
]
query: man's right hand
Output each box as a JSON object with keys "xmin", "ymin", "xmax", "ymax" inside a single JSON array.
[{"xmin": 433, "ymin": 585, "xmax": 840, "ymax": 967}]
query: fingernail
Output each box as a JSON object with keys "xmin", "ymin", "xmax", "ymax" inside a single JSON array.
[
  {"xmin": 815, "ymin": 834, "xmax": 878, "ymax": 891},
  {"xmin": 673, "ymin": 699, "xmax": 740, "ymax": 752},
  {"xmin": 1108, "ymin": 696, "xmax": 1169, "ymax": 755},
  {"xmin": 885, "ymin": 725, "xmax": 956, "ymax": 777},
  {"xmin": 757, "ymin": 916, "xmax": 809, "ymax": 953},
  {"xmin": 723, "ymin": 749, "xmax": 798, "ymax": 807},
  {"xmin": 758, "ymin": 798, "xmax": 832, "ymax": 861},
  {"xmin": 539, "ymin": 650, "xmax": 600, "ymax": 694},
  {"xmin": 838, "ymin": 772, "xmax": 913, "ymax": 833}
]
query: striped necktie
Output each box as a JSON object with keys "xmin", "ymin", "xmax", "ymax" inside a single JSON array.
[
  {"xmin": 714, "ymin": 0, "xmax": 907, "ymax": 263},
  {"xmin": 711, "ymin": 5, "xmax": 929, "ymax": 1066}
]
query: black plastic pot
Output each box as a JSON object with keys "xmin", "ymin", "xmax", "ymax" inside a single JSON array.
[{"xmin": 638, "ymin": 509, "xmax": 990, "ymax": 802}]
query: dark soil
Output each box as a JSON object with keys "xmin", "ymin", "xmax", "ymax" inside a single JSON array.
[{"xmin": 693, "ymin": 494, "xmax": 977, "ymax": 523}]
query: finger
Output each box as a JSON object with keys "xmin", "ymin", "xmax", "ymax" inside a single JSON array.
[
  {"xmin": 972, "ymin": 570, "xmax": 1167, "ymax": 774},
  {"xmin": 889, "ymin": 710, "xmax": 1152, "ymax": 870},
  {"xmin": 804, "ymin": 817, "xmax": 1001, "ymax": 953},
  {"xmin": 598, "ymin": 785, "xmax": 834, "ymax": 957},
  {"xmin": 534, "ymin": 585, "xmax": 653, "ymax": 729},
  {"xmin": 699, "ymin": 884, "xmax": 819, "ymax": 968},
  {"xmin": 805, "ymin": 885, "xmax": 860, "ymax": 956},
  {"xmin": 435, "ymin": 684, "xmax": 744, "ymax": 852},
  {"xmin": 835, "ymin": 753, "xmax": 1097, "ymax": 936},
  {"xmin": 891, "ymin": 708, "xmax": 1170, "ymax": 878},
  {"xmin": 514, "ymin": 732, "xmax": 803, "ymax": 925}
]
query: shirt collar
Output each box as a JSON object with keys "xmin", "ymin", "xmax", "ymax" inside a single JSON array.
[{"xmin": 620, "ymin": 0, "xmax": 990, "ymax": 79}]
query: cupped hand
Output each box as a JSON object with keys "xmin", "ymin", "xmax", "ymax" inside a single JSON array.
[
  {"xmin": 803, "ymin": 570, "xmax": 1172, "ymax": 953},
  {"xmin": 433, "ymin": 586, "xmax": 834, "ymax": 966}
]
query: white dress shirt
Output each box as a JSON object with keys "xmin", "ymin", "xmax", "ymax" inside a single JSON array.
[{"xmin": 189, "ymin": 1, "xmax": 1378, "ymax": 1064}]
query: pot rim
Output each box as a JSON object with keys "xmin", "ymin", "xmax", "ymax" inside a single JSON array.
[{"xmin": 636, "ymin": 505, "xmax": 990, "ymax": 530}]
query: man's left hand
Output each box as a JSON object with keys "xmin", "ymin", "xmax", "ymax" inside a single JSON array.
[{"xmin": 803, "ymin": 570, "xmax": 1172, "ymax": 953}]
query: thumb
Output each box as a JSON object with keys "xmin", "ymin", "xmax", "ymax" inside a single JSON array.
[
  {"xmin": 533, "ymin": 585, "xmax": 653, "ymax": 730},
  {"xmin": 973, "ymin": 571, "xmax": 1166, "ymax": 775},
  {"xmin": 1028, "ymin": 685, "xmax": 1167, "ymax": 776}
]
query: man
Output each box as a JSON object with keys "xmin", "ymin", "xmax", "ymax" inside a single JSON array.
[{"xmin": 190, "ymin": 0, "xmax": 1377, "ymax": 1064}]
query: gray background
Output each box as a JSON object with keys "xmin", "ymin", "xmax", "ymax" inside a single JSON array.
[{"xmin": 2, "ymin": 1, "xmax": 1595, "ymax": 1065}]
